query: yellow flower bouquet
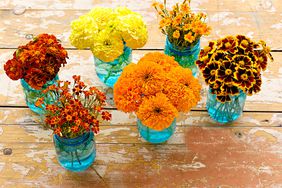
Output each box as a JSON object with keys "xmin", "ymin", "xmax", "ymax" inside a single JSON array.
[
  {"xmin": 153, "ymin": 0, "xmax": 211, "ymax": 77},
  {"xmin": 114, "ymin": 52, "xmax": 201, "ymax": 143},
  {"xmin": 70, "ymin": 7, "xmax": 148, "ymax": 87},
  {"xmin": 196, "ymin": 35, "xmax": 273, "ymax": 123}
]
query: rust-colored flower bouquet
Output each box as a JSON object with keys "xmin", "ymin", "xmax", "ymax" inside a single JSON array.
[
  {"xmin": 36, "ymin": 75, "xmax": 111, "ymax": 171},
  {"xmin": 114, "ymin": 52, "xmax": 201, "ymax": 131},
  {"xmin": 196, "ymin": 35, "xmax": 273, "ymax": 102},
  {"xmin": 153, "ymin": 0, "xmax": 211, "ymax": 49},
  {"xmin": 4, "ymin": 33, "xmax": 68, "ymax": 89},
  {"xmin": 36, "ymin": 75, "xmax": 111, "ymax": 138}
]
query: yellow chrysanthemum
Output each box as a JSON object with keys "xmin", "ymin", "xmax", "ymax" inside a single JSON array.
[
  {"xmin": 115, "ymin": 7, "xmax": 137, "ymax": 16},
  {"xmin": 117, "ymin": 14, "xmax": 148, "ymax": 49},
  {"xmin": 69, "ymin": 15, "xmax": 98, "ymax": 49},
  {"xmin": 87, "ymin": 7, "xmax": 117, "ymax": 30},
  {"xmin": 91, "ymin": 30, "xmax": 124, "ymax": 62},
  {"xmin": 136, "ymin": 93, "xmax": 178, "ymax": 131}
]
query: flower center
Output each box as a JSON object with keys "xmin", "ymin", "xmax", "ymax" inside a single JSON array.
[
  {"xmin": 225, "ymin": 69, "xmax": 232, "ymax": 75},
  {"xmin": 154, "ymin": 107, "xmax": 162, "ymax": 114},
  {"xmin": 241, "ymin": 74, "xmax": 248, "ymax": 80},
  {"xmin": 143, "ymin": 73, "xmax": 151, "ymax": 80},
  {"xmin": 225, "ymin": 42, "xmax": 231, "ymax": 48},
  {"xmin": 104, "ymin": 40, "xmax": 111, "ymax": 46},
  {"xmin": 241, "ymin": 39, "xmax": 249, "ymax": 47},
  {"xmin": 239, "ymin": 61, "xmax": 245, "ymax": 66},
  {"xmin": 210, "ymin": 70, "xmax": 216, "ymax": 75}
]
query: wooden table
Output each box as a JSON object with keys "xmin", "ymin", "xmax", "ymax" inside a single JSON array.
[{"xmin": 0, "ymin": 0, "xmax": 282, "ymax": 187}]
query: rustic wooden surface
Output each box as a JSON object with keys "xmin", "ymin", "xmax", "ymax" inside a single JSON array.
[{"xmin": 0, "ymin": 0, "xmax": 282, "ymax": 187}]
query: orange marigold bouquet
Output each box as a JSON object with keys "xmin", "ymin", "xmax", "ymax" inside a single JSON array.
[
  {"xmin": 4, "ymin": 33, "xmax": 68, "ymax": 89},
  {"xmin": 36, "ymin": 75, "xmax": 111, "ymax": 138},
  {"xmin": 114, "ymin": 52, "xmax": 201, "ymax": 131},
  {"xmin": 196, "ymin": 35, "xmax": 273, "ymax": 102},
  {"xmin": 153, "ymin": 0, "xmax": 211, "ymax": 49}
]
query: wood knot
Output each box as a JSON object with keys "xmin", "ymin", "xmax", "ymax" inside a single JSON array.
[
  {"xmin": 235, "ymin": 131, "xmax": 243, "ymax": 138},
  {"xmin": 3, "ymin": 148, "xmax": 12, "ymax": 155}
]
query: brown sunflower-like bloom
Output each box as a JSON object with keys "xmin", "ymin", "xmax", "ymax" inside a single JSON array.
[
  {"xmin": 247, "ymin": 71, "xmax": 262, "ymax": 95},
  {"xmin": 234, "ymin": 68, "xmax": 255, "ymax": 90},
  {"xmin": 218, "ymin": 36, "xmax": 238, "ymax": 54},
  {"xmin": 232, "ymin": 54, "xmax": 253, "ymax": 69},
  {"xmin": 221, "ymin": 83, "xmax": 240, "ymax": 96},
  {"xmin": 202, "ymin": 61, "xmax": 219, "ymax": 84},
  {"xmin": 217, "ymin": 60, "xmax": 237, "ymax": 83}
]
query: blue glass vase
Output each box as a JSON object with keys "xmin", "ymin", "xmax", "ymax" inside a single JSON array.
[
  {"xmin": 53, "ymin": 132, "xmax": 96, "ymax": 172},
  {"xmin": 137, "ymin": 118, "xmax": 176, "ymax": 144},
  {"xmin": 20, "ymin": 75, "xmax": 59, "ymax": 115},
  {"xmin": 94, "ymin": 46, "xmax": 132, "ymax": 88},
  {"xmin": 206, "ymin": 89, "xmax": 247, "ymax": 123},
  {"xmin": 164, "ymin": 37, "xmax": 200, "ymax": 77}
]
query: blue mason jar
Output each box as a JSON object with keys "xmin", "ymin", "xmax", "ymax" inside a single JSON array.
[
  {"xmin": 206, "ymin": 89, "xmax": 247, "ymax": 123},
  {"xmin": 164, "ymin": 37, "xmax": 200, "ymax": 77},
  {"xmin": 53, "ymin": 132, "xmax": 96, "ymax": 172},
  {"xmin": 94, "ymin": 46, "xmax": 132, "ymax": 88},
  {"xmin": 20, "ymin": 74, "xmax": 59, "ymax": 115},
  {"xmin": 137, "ymin": 118, "xmax": 177, "ymax": 144}
]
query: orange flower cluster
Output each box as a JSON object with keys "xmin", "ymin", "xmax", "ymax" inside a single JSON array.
[
  {"xmin": 153, "ymin": 0, "xmax": 211, "ymax": 49},
  {"xmin": 114, "ymin": 52, "xmax": 201, "ymax": 131},
  {"xmin": 36, "ymin": 75, "xmax": 111, "ymax": 138},
  {"xmin": 196, "ymin": 35, "xmax": 273, "ymax": 103},
  {"xmin": 4, "ymin": 34, "xmax": 68, "ymax": 89}
]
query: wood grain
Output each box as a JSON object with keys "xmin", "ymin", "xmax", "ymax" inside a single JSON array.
[
  {"xmin": 0, "ymin": 127, "xmax": 281, "ymax": 187},
  {"xmin": 0, "ymin": 7, "xmax": 281, "ymax": 49}
]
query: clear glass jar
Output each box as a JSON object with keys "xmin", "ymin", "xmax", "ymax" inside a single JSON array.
[
  {"xmin": 206, "ymin": 89, "xmax": 247, "ymax": 123},
  {"xmin": 53, "ymin": 132, "xmax": 96, "ymax": 172},
  {"xmin": 164, "ymin": 37, "xmax": 200, "ymax": 77},
  {"xmin": 94, "ymin": 46, "xmax": 132, "ymax": 88},
  {"xmin": 20, "ymin": 75, "xmax": 59, "ymax": 115},
  {"xmin": 137, "ymin": 118, "xmax": 176, "ymax": 144}
]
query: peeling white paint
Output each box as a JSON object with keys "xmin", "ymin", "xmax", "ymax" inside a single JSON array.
[
  {"xmin": 26, "ymin": 150, "xmax": 55, "ymax": 163},
  {"xmin": 0, "ymin": 162, "xmax": 5, "ymax": 172},
  {"xmin": 99, "ymin": 127, "xmax": 130, "ymax": 137},
  {"xmin": 12, "ymin": 163, "xmax": 30, "ymax": 176},
  {"xmin": 0, "ymin": 127, "xmax": 3, "ymax": 135},
  {"xmin": 173, "ymin": 161, "xmax": 206, "ymax": 170},
  {"xmin": 258, "ymin": 166, "xmax": 273, "ymax": 175},
  {"xmin": 98, "ymin": 152, "xmax": 132, "ymax": 163},
  {"xmin": 271, "ymin": 22, "xmax": 282, "ymax": 29}
]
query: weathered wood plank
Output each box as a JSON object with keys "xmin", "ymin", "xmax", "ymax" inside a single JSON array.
[
  {"xmin": 0, "ymin": 107, "xmax": 281, "ymax": 129},
  {"xmin": 0, "ymin": 126, "xmax": 281, "ymax": 187},
  {"xmin": 1, "ymin": 50, "xmax": 281, "ymax": 111},
  {"xmin": 0, "ymin": 8, "xmax": 281, "ymax": 49},
  {"xmin": 1, "ymin": 0, "xmax": 281, "ymax": 12}
]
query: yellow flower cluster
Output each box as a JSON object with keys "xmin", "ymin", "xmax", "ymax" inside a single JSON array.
[
  {"xmin": 153, "ymin": 0, "xmax": 211, "ymax": 49},
  {"xmin": 70, "ymin": 7, "xmax": 148, "ymax": 62}
]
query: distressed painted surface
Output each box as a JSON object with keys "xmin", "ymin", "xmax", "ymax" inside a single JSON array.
[
  {"xmin": 1, "ymin": 108, "xmax": 282, "ymax": 128},
  {"xmin": 0, "ymin": 0, "xmax": 282, "ymax": 187},
  {"xmin": 0, "ymin": 125, "xmax": 281, "ymax": 187},
  {"xmin": 0, "ymin": 1, "xmax": 282, "ymax": 49},
  {"xmin": 0, "ymin": 50, "xmax": 282, "ymax": 111}
]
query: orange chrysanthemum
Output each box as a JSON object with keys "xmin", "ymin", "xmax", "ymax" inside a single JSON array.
[
  {"xmin": 114, "ymin": 52, "xmax": 201, "ymax": 131},
  {"xmin": 134, "ymin": 60, "xmax": 166, "ymax": 96},
  {"xmin": 165, "ymin": 66, "xmax": 201, "ymax": 112},
  {"xmin": 136, "ymin": 93, "xmax": 178, "ymax": 130},
  {"xmin": 138, "ymin": 52, "xmax": 179, "ymax": 72}
]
